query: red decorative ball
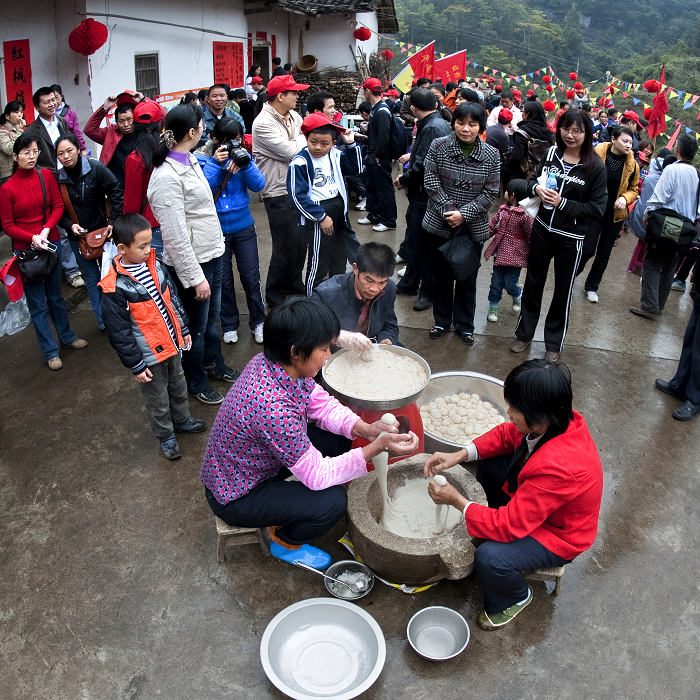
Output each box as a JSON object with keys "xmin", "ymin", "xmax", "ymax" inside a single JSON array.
[
  {"xmin": 542, "ymin": 75, "xmax": 552, "ymax": 84},
  {"xmin": 574, "ymin": 82, "xmax": 583, "ymax": 91},
  {"xmin": 643, "ymin": 107, "xmax": 653, "ymax": 119},
  {"xmin": 644, "ymin": 79, "xmax": 660, "ymax": 93},
  {"xmin": 566, "ymin": 89, "xmax": 575, "ymax": 100},
  {"xmin": 545, "ymin": 84, "xmax": 553, "ymax": 93},
  {"xmin": 543, "ymin": 100, "xmax": 556, "ymax": 112},
  {"xmin": 569, "ymin": 72, "xmax": 578, "ymax": 80},
  {"xmin": 353, "ymin": 27, "xmax": 372, "ymax": 41},
  {"xmin": 381, "ymin": 49, "xmax": 394, "ymax": 61},
  {"xmin": 68, "ymin": 18, "xmax": 109, "ymax": 56}
]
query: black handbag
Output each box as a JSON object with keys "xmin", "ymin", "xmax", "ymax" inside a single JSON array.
[
  {"xmin": 14, "ymin": 170, "xmax": 58, "ymax": 283},
  {"xmin": 438, "ymin": 227, "xmax": 481, "ymax": 281},
  {"xmin": 646, "ymin": 167, "xmax": 700, "ymax": 248}
]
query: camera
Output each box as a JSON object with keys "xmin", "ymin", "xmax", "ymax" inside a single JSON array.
[{"xmin": 223, "ymin": 141, "xmax": 251, "ymax": 167}]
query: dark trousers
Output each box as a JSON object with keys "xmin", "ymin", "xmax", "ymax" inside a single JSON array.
[
  {"xmin": 488, "ymin": 266, "xmax": 522, "ymax": 305},
  {"xmin": 220, "ymin": 226, "xmax": 266, "ymax": 333},
  {"xmin": 675, "ymin": 247, "xmax": 698, "ymax": 283},
  {"xmin": 139, "ymin": 355, "xmax": 191, "ymax": 439},
  {"xmin": 515, "ymin": 224, "xmax": 583, "ymax": 352},
  {"xmin": 668, "ymin": 303, "xmax": 700, "ymax": 406},
  {"xmin": 640, "ymin": 242, "xmax": 678, "ymax": 313},
  {"xmin": 428, "ymin": 232, "xmax": 482, "ymax": 334},
  {"xmin": 167, "ymin": 255, "xmax": 226, "ymax": 395},
  {"xmin": 365, "ymin": 158, "xmax": 396, "ymax": 228},
  {"xmin": 68, "ymin": 237, "xmax": 104, "ymax": 329},
  {"xmin": 304, "ymin": 195, "xmax": 352, "ymax": 296},
  {"xmin": 577, "ymin": 217, "xmax": 624, "ymax": 292},
  {"xmin": 474, "ymin": 454, "xmax": 568, "ymax": 613},
  {"xmin": 397, "ymin": 200, "xmax": 433, "ymax": 300},
  {"xmin": 264, "ymin": 194, "xmax": 307, "ymax": 307}
]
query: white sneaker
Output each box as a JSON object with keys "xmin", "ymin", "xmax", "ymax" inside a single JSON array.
[
  {"xmin": 223, "ymin": 330, "xmax": 239, "ymax": 344},
  {"xmin": 372, "ymin": 223, "xmax": 391, "ymax": 232},
  {"xmin": 355, "ymin": 198, "xmax": 367, "ymax": 211},
  {"xmin": 397, "ymin": 266, "xmax": 406, "ymax": 277},
  {"xmin": 395, "ymin": 253, "xmax": 404, "ymax": 263},
  {"xmin": 357, "ymin": 217, "xmax": 372, "ymax": 225},
  {"xmin": 512, "ymin": 295, "xmax": 522, "ymax": 312},
  {"xmin": 254, "ymin": 323, "xmax": 264, "ymax": 344},
  {"xmin": 487, "ymin": 308, "xmax": 498, "ymax": 322},
  {"xmin": 586, "ymin": 290, "xmax": 599, "ymax": 303},
  {"xmin": 67, "ymin": 272, "xmax": 85, "ymax": 288}
]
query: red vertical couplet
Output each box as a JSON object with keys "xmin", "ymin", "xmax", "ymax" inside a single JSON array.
[
  {"xmin": 3, "ymin": 39, "xmax": 33, "ymax": 123},
  {"xmin": 213, "ymin": 41, "xmax": 245, "ymax": 88}
]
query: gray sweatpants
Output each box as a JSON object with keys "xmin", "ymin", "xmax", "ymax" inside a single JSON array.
[{"xmin": 139, "ymin": 355, "xmax": 191, "ymax": 439}]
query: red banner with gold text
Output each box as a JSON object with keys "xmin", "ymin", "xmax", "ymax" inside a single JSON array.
[{"xmin": 3, "ymin": 39, "xmax": 33, "ymax": 123}]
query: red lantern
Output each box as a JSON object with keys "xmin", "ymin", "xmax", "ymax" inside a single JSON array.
[
  {"xmin": 545, "ymin": 84, "xmax": 553, "ymax": 93},
  {"xmin": 604, "ymin": 98, "xmax": 613, "ymax": 108},
  {"xmin": 643, "ymin": 107, "xmax": 653, "ymax": 120},
  {"xmin": 566, "ymin": 89, "xmax": 575, "ymax": 100},
  {"xmin": 68, "ymin": 18, "xmax": 109, "ymax": 56},
  {"xmin": 353, "ymin": 27, "xmax": 372, "ymax": 41},
  {"xmin": 542, "ymin": 75, "xmax": 552, "ymax": 84},
  {"xmin": 644, "ymin": 79, "xmax": 660, "ymax": 93},
  {"xmin": 381, "ymin": 49, "xmax": 394, "ymax": 61},
  {"xmin": 543, "ymin": 100, "xmax": 556, "ymax": 112},
  {"xmin": 609, "ymin": 86, "xmax": 615, "ymax": 94},
  {"xmin": 574, "ymin": 82, "xmax": 583, "ymax": 91},
  {"xmin": 569, "ymin": 72, "xmax": 577, "ymax": 80}
]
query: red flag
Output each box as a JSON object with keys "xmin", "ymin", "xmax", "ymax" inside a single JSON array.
[
  {"xmin": 433, "ymin": 50, "xmax": 466, "ymax": 85},
  {"xmin": 407, "ymin": 41, "xmax": 435, "ymax": 81}
]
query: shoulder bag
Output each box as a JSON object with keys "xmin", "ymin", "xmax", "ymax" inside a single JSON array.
[
  {"xmin": 437, "ymin": 225, "xmax": 481, "ymax": 282},
  {"xmin": 646, "ymin": 166, "xmax": 700, "ymax": 248},
  {"xmin": 14, "ymin": 170, "xmax": 59, "ymax": 283},
  {"xmin": 59, "ymin": 183, "xmax": 111, "ymax": 261}
]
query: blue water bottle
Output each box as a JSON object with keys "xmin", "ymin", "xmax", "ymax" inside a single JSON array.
[{"xmin": 542, "ymin": 171, "xmax": 558, "ymax": 210}]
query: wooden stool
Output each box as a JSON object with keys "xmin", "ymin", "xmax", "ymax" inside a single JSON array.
[
  {"xmin": 524, "ymin": 565, "xmax": 566, "ymax": 595},
  {"xmin": 215, "ymin": 517, "xmax": 267, "ymax": 562}
]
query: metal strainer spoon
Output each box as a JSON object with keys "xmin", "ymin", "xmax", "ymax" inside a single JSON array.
[{"xmin": 293, "ymin": 560, "xmax": 368, "ymax": 594}]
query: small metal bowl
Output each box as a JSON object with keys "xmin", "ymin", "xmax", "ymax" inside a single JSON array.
[
  {"xmin": 416, "ymin": 371, "xmax": 508, "ymax": 453},
  {"xmin": 260, "ymin": 597, "xmax": 386, "ymax": 699},
  {"xmin": 324, "ymin": 560, "xmax": 375, "ymax": 600},
  {"xmin": 407, "ymin": 606, "xmax": 470, "ymax": 661}
]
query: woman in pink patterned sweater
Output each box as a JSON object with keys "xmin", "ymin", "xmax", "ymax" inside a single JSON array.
[{"xmin": 200, "ymin": 297, "xmax": 418, "ymax": 568}]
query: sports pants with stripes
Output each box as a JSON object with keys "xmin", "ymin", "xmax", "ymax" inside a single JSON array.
[
  {"xmin": 304, "ymin": 194, "xmax": 351, "ymax": 296},
  {"xmin": 515, "ymin": 222, "xmax": 583, "ymax": 352}
]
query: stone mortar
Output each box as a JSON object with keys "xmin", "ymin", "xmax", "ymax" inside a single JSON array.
[{"xmin": 346, "ymin": 454, "xmax": 487, "ymax": 585}]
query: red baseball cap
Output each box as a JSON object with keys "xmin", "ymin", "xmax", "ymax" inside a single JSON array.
[
  {"xmin": 301, "ymin": 113, "xmax": 345, "ymax": 136},
  {"xmin": 494, "ymin": 84, "xmax": 503, "ymax": 92},
  {"xmin": 251, "ymin": 76, "xmax": 263, "ymax": 85},
  {"xmin": 0, "ymin": 257, "xmax": 23, "ymax": 302},
  {"xmin": 621, "ymin": 110, "xmax": 643, "ymax": 129},
  {"xmin": 384, "ymin": 88, "xmax": 399, "ymax": 97},
  {"xmin": 133, "ymin": 98, "xmax": 167, "ymax": 124},
  {"xmin": 512, "ymin": 89, "xmax": 522, "ymax": 98},
  {"xmin": 116, "ymin": 90, "xmax": 138, "ymax": 106},
  {"xmin": 488, "ymin": 77, "xmax": 495, "ymax": 83},
  {"xmin": 266, "ymin": 74, "xmax": 310, "ymax": 97},
  {"xmin": 358, "ymin": 77, "xmax": 383, "ymax": 91},
  {"xmin": 498, "ymin": 108, "xmax": 513, "ymax": 124}
]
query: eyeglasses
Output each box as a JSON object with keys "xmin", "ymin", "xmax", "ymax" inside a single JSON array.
[
  {"xmin": 561, "ymin": 127, "xmax": 584, "ymax": 136},
  {"xmin": 18, "ymin": 149, "xmax": 40, "ymax": 157}
]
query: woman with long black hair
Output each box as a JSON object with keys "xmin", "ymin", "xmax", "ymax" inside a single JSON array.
[
  {"xmin": 503, "ymin": 100, "xmax": 554, "ymax": 184},
  {"xmin": 0, "ymin": 101, "xmax": 25, "ymax": 186},
  {"xmin": 123, "ymin": 98, "xmax": 167, "ymax": 258},
  {"xmin": 509, "ymin": 109, "xmax": 607, "ymax": 362},
  {"xmin": 244, "ymin": 64, "xmax": 262, "ymax": 100}
]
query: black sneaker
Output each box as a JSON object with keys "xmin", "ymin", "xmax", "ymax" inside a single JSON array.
[
  {"xmin": 192, "ymin": 389, "xmax": 224, "ymax": 405},
  {"xmin": 207, "ymin": 366, "xmax": 241, "ymax": 382},
  {"xmin": 174, "ymin": 417, "xmax": 207, "ymax": 433},
  {"xmin": 160, "ymin": 434, "xmax": 182, "ymax": 460}
]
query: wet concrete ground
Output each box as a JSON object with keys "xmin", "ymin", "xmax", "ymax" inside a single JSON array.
[{"xmin": 1, "ymin": 194, "xmax": 698, "ymax": 699}]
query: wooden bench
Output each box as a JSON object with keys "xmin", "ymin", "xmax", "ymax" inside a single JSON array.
[
  {"xmin": 524, "ymin": 565, "xmax": 566, "ymax": 595},
  {"xmin": 214, "ymin": 517, "xmax": 267, "ymax": 563}
]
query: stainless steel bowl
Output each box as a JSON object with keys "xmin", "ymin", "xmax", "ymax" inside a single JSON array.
[
  {"xmin": 260, "ymin": 598, "xmax": 386, "ymax": 699},
  {"xmin": 407, "ymin": 606, "xmax": 470, "ymax": 661},
  {"xmin": 324, "ymin": 560, "xmax": 375, "ymax": 600},
  {"xmin": 321, "ymin": 345, "xmax": 431, "ymax": 410},
  {"xmin": 416, "ymin": 371, "xmax": 507, "ymax": 453}
]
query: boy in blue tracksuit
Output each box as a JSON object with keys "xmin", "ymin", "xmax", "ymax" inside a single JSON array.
[{"xmin": 287, "ymin": 113, "xmax": 363, "ymax": 296}]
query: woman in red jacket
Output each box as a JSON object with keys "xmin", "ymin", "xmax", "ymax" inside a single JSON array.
[
  {"xmin": 426, "ymin": 359, "xmax": 603, "ymax": 631},
  {"xmin": 0, "ymin": 133, "xmax": 87, "ymax": 369}
]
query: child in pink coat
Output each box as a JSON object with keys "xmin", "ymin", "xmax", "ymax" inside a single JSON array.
[{"xmin": 484, "ymin": 190, "xmax": 532, "ymax": 322}]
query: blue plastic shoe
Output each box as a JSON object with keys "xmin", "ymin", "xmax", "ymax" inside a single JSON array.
[{"xmin": 269, "ymin": 542, "xmax": 332, "ymax": 570}]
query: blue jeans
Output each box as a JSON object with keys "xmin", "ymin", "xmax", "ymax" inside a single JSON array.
[
  {"xmin": 58, "ymin": 226, "xmax": 80, "ymax": 276},
  {"xmin": 488, "ymin": 265, "xmax": 522, "ymax": 305},
  {"xmin": 220, "ymin": 226, "xmax": 266, "ymax": 332},
  {"xmin": 68, "ymin": 237, "xmax": 104, "ymax": 329},
  {"xmin": 21, "ymin": 239, "xmax": 78, "ymax": 360},
  {"xmin": 150, "ymin": 226, "xmax": 164, "ymax": 260},
  {"xmin": 167, "ymin": 254, "xmax": 227, "ymax": 395}
]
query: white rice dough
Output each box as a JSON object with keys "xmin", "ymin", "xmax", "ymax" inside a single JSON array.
[{"xmin": 420, "ymin": 392, "xmax": 506, "ymax": 444}]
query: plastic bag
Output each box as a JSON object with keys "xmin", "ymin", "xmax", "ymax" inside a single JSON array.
[{"xmin": 0, "ymin": 296, "xmax": 32, "ymax": 337}]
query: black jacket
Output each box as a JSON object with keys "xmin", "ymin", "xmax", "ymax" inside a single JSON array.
[
  {"xmin": 505, "ymin": 119, "xmax": 554, "ymax": 182},
  {"xmin": 398, "ymin": 110, "xmax": 452, "ymax": 205},
  {"xmin": 510, "ymin": 145, "xmax": 607, "ymax": 240},
  {"xmin": 57, "ymin": 157, "xmax": 123, "ymax": 234},
  {"xmin": 313, "ymin": 271, "xmax": 399, "ymax": 344},
  {"xmin": 24, "ymin": 115, "xmax": 69, "ymax": 172},
  {"xmin": 367, "ymin": 100, "xmax": 393, "ymax": 160}
]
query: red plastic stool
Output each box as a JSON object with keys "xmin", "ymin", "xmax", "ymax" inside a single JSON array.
[{"xmin": 628, "ymin": 239, "xmax": 646, "ymax": 274}]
